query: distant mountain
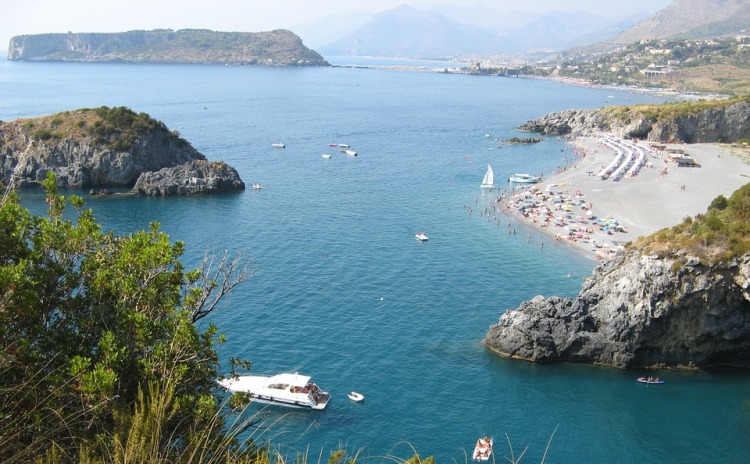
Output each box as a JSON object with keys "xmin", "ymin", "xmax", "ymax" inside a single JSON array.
[
  {"xmin": 503, "ymin": 11, "xmax": 648, "ymax": 53},
  {"xmin": 291, "ymin": 12, "xmax": 373, "ymax": 50},
  {"xmin": 7, "ymin": 29, "xmax": 329, "ymax": 66},
  {"xmin": 613, "ymin": 0, "xmax": 750, "ymax": 43},
  {"xmin": 318, "ymin": 5, "xmax": 506, "ymax": 59},
  {"xmin": 416, "ymin": 4, "xmax": 537, "ymax": 35},
  {"xmin": 314, "ymin": 3, "xmax": 656, "ymax": 59}
]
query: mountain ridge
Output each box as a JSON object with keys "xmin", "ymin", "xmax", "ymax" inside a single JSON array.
[{"xmin": 613, "ymin": 0, "xmax": 750, "ymax": 43}]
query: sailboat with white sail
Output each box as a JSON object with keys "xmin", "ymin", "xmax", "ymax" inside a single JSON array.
[{"xmin": 480, "ymin": 164, "xmax": 495, "ymax": 189}]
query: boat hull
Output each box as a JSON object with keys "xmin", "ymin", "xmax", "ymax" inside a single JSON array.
[
  {"xmin": 218, "ymin": 373, "xmax": 331, "ymax": 410},
  {"xmin": 508, "ymin": 173, "xmax": 541, "ymax": 183}
]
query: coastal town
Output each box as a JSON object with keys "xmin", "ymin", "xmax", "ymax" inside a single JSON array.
[{"xmin": 463, "ymin": 36, "xmax": 750, "ymax": 96}]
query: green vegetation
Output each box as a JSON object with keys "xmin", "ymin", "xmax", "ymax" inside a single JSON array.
[
  {"xmin": 598, "ymin": 95, "xmax": 750, "ymax": 124},
  {"xmin": 0, "ymin": 174, "xmax": 256, "ymax": 462},
  {"xmin": 87, "ymin": 106, "xmax": 170, "ymax": 150},
  {"xmin": 631, "ymin": 182, "xmax": 750, "ymax": 263},
  {"xmin": 10, "ymin": 106, "xmax": 188, "ymax": 152}
]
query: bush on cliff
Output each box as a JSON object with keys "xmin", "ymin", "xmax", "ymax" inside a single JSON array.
[{"xmin": 633, "ymin": 182, "xmax": 750, "ymax": 262}]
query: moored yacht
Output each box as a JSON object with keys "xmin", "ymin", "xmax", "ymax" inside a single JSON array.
[
  {"xmin": 218, "ymin": 372, "xmax": 331, "ymax": 410},
  {"xmin": 508, "ymin": 173, "xmax": 541, "ymax": 183}
]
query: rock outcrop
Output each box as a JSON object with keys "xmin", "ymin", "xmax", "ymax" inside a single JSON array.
[
  {"xmin": 132, "ymin": 160, "xmax": 244, "ymax": 196},
  {"xmin": 518, "ymin": 100, "xmax": 750, "ymax": 143},
  {"xmin": 0, "ymin": 107, "xmax": 245, "ymax": 195},
  {"xmin": 484, "ymin": 251, "xmax": 750, "ymax": 369},
  {"xmin": 8, "ymin": 29, "xmax": 329, "ymax": 67}
]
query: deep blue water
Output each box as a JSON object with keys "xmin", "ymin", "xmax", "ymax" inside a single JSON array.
[{"xmin": 2, "ymin": 59, "xmax": 750, "ymax": 463}]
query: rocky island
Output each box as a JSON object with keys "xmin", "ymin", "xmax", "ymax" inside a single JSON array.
[
  {"xmin": 7, "ymin": 29, "xmax": 329, "ymax": 67},
  {"xmin": 0, "ymin": 106, "xmax": 245, "ymax": 195}
]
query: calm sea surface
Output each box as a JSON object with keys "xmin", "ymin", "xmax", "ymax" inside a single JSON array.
[{"xmin": 2, "ymin": 58, "xmax": 749, "ymax": 463}]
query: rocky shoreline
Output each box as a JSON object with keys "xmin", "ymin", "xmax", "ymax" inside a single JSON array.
[
  {"xmin": 484, "ymin": 250, "xmax": 750, "ymax": 369},
  {"xmin": 518, "ymin": 100, "xmax": 750, "ymax": 143}
]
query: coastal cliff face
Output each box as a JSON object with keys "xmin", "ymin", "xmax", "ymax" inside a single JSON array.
[
  {"xmin": 8, "ymin": 29, "xmax": 329, "ymax": 66},
  {"xmin": 0, "ymin": 107, "xmax": 244, "ymax": 195},
  {"xmin": 519, "ymin": 100, "xmax": 750, "ymax": 143},
  {"xmin": 484, "ymin": 251, "xmax": 750, "ymax": 369}
]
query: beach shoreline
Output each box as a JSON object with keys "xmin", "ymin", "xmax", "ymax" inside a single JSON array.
[{"xmin": 491, "ymin": 136, "xmax": 750, "ymax": 262}]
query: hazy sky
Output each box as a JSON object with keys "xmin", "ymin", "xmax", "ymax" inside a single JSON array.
[{"xmin": 1, "ymin": 0, "xmax": 673, "ymax": 54}]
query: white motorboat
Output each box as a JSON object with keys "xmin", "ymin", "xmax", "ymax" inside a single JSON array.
[
  {"xmin": 480, "ymin": 164, "xmax": 495, "ymax": 189},
  {"xmin": 218, "ymin": 372, "xmax": 331, "ymax": 410},
  {"xmin": 272, "ymin": 143, "xmax": 285, "ymax": 148},
  {"xmin": 415, "ymin": 232, "xmax": 429, "ymax": 241},
  {"xmin": 321, "ymin": 154, "xmax": 332, "ymax": 159},
  {"xmin": 344, "ymin": 149, "xmax": 358, "ymax": 156},
  {"xmin": 252, "ymin": 183, "xmax": 263, "ymax": 189},
  {"xmin": 472, "ymin": 436, "xmax": 493, "ymax": 461},
  {"xmin": 508, "ymin": 173, "xmax": 541, "ymax": 183},
  {"xmin": 348, "ymin": 391, "xmax": 364, "ymax": 402}
]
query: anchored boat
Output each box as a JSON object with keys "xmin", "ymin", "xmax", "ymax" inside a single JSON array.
[
  {"xmin": 218, "ymin": 372, "xmax": 331, "ymax": 410},
  {"xmin": 508, "ymin": 173, "xmax": 541, "ymax": 183}
]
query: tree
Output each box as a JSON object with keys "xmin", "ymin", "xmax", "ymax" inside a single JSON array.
[{"xmin": 0, "ymin": 174, "xmax": 251, "ymax": 462}]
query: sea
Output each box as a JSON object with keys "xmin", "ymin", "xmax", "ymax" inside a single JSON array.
[{"xmin": 2, "ymin": 57, "xmax": 749, "ymax": 464}]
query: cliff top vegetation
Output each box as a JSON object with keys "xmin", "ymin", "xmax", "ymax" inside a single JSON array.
[
  {"xmin": 1, "ymin": 106, "xmax": 184, "ymax": 152},
  {"xmin": 598, "ymin": 95, "xmax": 750, "ymax": 126},
  {"xmin": 631, "ymin": 182, "xmax": 750, "ymax": 264}
]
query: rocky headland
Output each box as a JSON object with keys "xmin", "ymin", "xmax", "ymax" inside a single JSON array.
[
  {"xmin": 485, "ymin": 251, "xmax": 750, "ymax": 369},
  {"xmin": 7, "ymin": 29, "xmax": 329, "ymax": 67},
  {"xmin": 518, "ymin": 98, "xmax": 750, "ymax": 143},
  {"xmin": 0, "ymin": 106, "xmax": 244, "ymax": 195}
]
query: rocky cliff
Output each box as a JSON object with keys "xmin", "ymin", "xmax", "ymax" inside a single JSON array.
[
  {"xmin": 519, "ymin": 99, "xmax": 750, "ymax": 143},
  {"xmin": 7, "ymin": 29, "xmax": 329, "ymax": 67},
  {"xmin": 484, "ymin": 251, "xmax": 750, "ymax": 369},
  {"xmin": 0, "ymin": 107, "xmax": 244, "ymax": 195},
  {"xmin": 132, "ymin": 160, "xmax": 244, "ymax": 196}
]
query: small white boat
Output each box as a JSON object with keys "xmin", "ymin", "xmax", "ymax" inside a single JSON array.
[
  {"xmin": 637, "ymin": 377, "xmax": 664, "ymax": 385},
  {"xmin": 344, "ymin": 149, "xmax": 358, "ymax": 156},
  {"xmin": 252, "ymin": 183, "xmax": 263, "ymax": 190},
  {"xmin": 338, "ymin": 143, "xmax": 350, "ymax": 148},
  {"xmin": 415, "ymin": 232, "xmax": 429, "ymax": 241},
  {"xmin": 218, "ymin": 372, "xmax": 331, "ymax": 410},
  {"xmin": 348, "ymin": 391, "xmax": 364, "ymax": 402},
  {"xmin": 480, "ymin": 164, "xmax": 495, "ymax": 189},
  {"xmin": 472, "ymin": 437, "xmax": 493, "ymax": 461},
  {"xmin": 508, "ymin": 173, "xmax": 541, "ymax": 183},
  {"xmin": 321, "ymin": 154, "xmax": 332, "ymax": 159},
  {"xmin": 272, "ymin": 143, "xmax": 285, "ymax": 148}
]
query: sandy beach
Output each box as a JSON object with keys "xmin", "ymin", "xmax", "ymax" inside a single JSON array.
[{"xmin": 493, "ymin": 136, "xmax": 750, "ymax": 261}]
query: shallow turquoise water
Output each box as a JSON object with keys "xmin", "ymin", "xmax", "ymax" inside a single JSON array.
[{"xmin": 4, "ymin": 59, "xmax": 750, "ymax": 463}]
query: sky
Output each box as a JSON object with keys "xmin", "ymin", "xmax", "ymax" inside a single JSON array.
[{"xmin": 1, "ymin": 0, "xmax": 673, "ymax": 54}]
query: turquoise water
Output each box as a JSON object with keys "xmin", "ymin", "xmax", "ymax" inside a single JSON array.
[{"xmin": 3, "ymin": 59, "xmax": 750, "ymax": 463}]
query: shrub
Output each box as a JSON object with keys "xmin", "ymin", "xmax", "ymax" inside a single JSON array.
[{"xmin": 33, "ymin": 128, "xmax": 52, "ymax": 140}]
